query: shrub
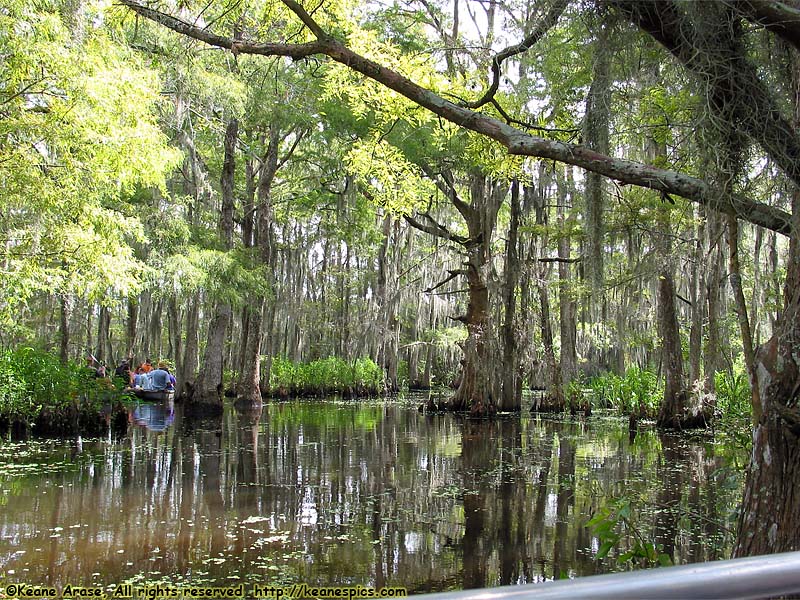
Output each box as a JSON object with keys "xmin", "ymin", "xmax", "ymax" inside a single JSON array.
[
  {"xmin": 0, "ymin": 347, "xmax": 107, "ymax": 428},
  {"xmin": 588, "ymin": 367, "xmax": 662, "ymax": 415},
  {"xmin": 267, "ymin": 356, "xmax": 384, "ymax": 397},
  {"xmin": 714, "ymin": 360, "xmax": 752, "ymax": 420}
]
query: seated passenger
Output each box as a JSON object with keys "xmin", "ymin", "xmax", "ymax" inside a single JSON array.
[
  {"xmin": 149, "ymin": 361, "xmax": 174, "ymax": 391},
  {"xmin": 141, "ymin": 370, "xmax": 154, "ymax": 391},
  {"xmin": 133, "ymin": 368, "xmax": 147, "ymax": 389},
  {"xmin": 114, "ymin": 359, "xmax": 131, "ymax": 384}
]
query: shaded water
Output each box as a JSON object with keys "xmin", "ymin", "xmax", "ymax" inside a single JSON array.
[{"xmin": 0, "ymin": 399, "xmax": 746, "ymax": 592}]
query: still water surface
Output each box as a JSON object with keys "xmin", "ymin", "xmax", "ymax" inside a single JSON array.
[{"xmin": 0, "ymin": 399, "xmax": 746, "ymax": 592}]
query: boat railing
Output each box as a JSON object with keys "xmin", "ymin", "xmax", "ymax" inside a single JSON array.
[{"xmin": 415, "ymin": 551, "xmax": 800, "ymax": 600}]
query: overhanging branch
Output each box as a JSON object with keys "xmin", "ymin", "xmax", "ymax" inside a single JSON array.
[{"xmin": 119, "ymin": 0, "xmax": 793, "ymax": 236}]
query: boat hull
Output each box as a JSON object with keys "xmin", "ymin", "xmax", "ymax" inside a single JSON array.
[{"xmin": 132, "ymin": 388, "xmax": 175, "ymax": 402}]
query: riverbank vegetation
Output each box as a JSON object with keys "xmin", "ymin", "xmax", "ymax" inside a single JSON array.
[
  {"xmin": 267, "ymin": 356, "xmax": 385, "ymax": 398},
  {"xmin": 0, "ymin": 348, "xmax": 126, "ymax": 438},
  {"xmin": 5, "ymin": 0, "xmax": 800, "ymax": 557}
]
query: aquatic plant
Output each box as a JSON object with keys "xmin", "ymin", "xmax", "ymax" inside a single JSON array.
[
  {"xmin": 267, "ymin": 356, "xmax": 384, "ymax": 397},
  {"xmin": 588, "ymin": 367, "xmax": 663, "ymax": 415},
  {"xmin": 587, "ymin": 495, "xmax": 672, "ymax": 568}
]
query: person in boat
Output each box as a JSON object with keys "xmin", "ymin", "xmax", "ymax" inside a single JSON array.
[
  {"xmin": 114, "ymin": 358, "xmax": 132, "ymax": 385},
  {"xmin": 139, "ymin": 358, "xmax": 153, "ymax": 374},
  {"xmin": 150, "ymin": 361, "xmax": 175, "ymax": 391},
  {"xmin": 132, "ymin": 367, "xmax": 151, "ymax": 390}
]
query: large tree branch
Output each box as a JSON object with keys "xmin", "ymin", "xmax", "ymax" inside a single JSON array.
[
  {"xmin": 613, "ymin": 0, "xmax": 800, "ymax": 189},
  {"xmin": 736, "ymin": 0, "xmax": 800, "ymax": 52},
  {"xmin": 403, "ymin": 213, "xmax": 470, "ymax": 245},
  {"xmin": 119, "ymin": 0, "xmax": 793, "ymax": 235}
]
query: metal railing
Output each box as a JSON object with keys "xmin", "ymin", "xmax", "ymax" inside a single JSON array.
[{"xmin": 417, "ymin": 551, "xmax": 800, "ymax": 600}]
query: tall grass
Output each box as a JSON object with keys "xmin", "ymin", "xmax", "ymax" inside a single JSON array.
[
  {"xmin": 587, "ymin": 362, "xmax": 753, "ymax": 421},
  {"xmin": 268, "ymin": 356, "xmax": 384, "ymax": 397},
  {"xmin": 588, "ymin": 367, "xmax": 663, "ymax": 415}
]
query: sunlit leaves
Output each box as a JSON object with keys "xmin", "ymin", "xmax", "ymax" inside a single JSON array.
[
  {"xmin": 345, "ymin": 135, "xmax": 432, "ymax": 214},
  {"xmin": 0, "ymin": 0, "xmax": 181, "ymax": 328}
]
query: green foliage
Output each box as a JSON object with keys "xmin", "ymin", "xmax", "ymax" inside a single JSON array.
[
  {"xmin": 587, "ymin": 496, "xmax": 672, "ymax": 568},
  {"xmin": 588, "ymin": 367, "xmax": 663, "ymax": 415},
  {"xmin": 0, "ymin": 348, "xmax": 105, "ymax": 425},
  {"xmin": 0, "ymin": 0, "xmax": 180, "ymax": 334},
  {"xmin": 268, "ymin": 356, "xmax": 384, "ymax": 397},
  {"xmin": 714, "ymin": 359, "xmax": 752, "ymax": 420}
]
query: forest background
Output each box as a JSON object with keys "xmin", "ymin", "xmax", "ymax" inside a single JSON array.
[{"xmin": 4, "ymin": 0, "xmax": 800, "ymax": 558}]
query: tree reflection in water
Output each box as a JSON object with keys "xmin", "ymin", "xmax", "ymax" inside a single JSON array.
[{"xmin": 0, "ymin": 401, "xmax": 744, "ymax": 591}]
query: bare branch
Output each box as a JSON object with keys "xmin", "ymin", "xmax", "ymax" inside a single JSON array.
[
  {"xmin": 417, "ymin": 163, "xmax": 476, "ymax": 221},
  {"xmin": 404, "ymin": 213, "xmax": 470, "ymax": 244},
  {"xmin": 117, "ymin": 0, "xmax": 326, "ymax": 58},
  {"xmin": 463, "ymin": 0, "xmax": 569, "ymax": 109},
  {"xmin": 425, "ymin": 268, "xmax": 468, "ymax": 293},
  {"xmin": 537, "ymin": 256, "xmax": 582, "ymax": 263}
]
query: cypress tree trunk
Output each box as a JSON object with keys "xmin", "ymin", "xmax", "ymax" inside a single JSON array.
[
  {"xmin": 656, "ymin": 270, "xmax": 701, "ymax": 428},
  {"xmin": 533, "ymin": 280, "xmax": 564, "ymax": 413},
  {"xmin": 447, "ymin": 174, "xmax": 504, "ymax": 415},
  {"xmin": 558, "ymin": 169, "xmax": 577, "ymax": 389},
  {"xmin": 95, "ymin": 304, "xmax": 111, "ymax": 366},
  {"xmin": 704, "ymin": 214, "xmax": 725, "ymax": 392},
  {"xmin": 237, "ymin": 301, "xmax": 264, "ymax": 405},
  {"xmin": 193, "ymin": 118, "xmax": 238, "ymax": 413},
  {"xmin": 584, "ymin": 13, "xmax": 611, "ymax": 292},
  {"xmin": 180, "ymin": 294, "xmax": 200, "ymax": 399},
  {"xmin": 735, "ymin": 223, "xmax": 800, "ymax": 555},
  {"xmin": 726, "ymin": 214, "xmax": 760, "ymax": 424},
  {"xmin": 500, "ymin": 180, "xmax": 521, "ymax": 411},
  {"xmin": 59, "ymin": 294, "xmax": 72, "ymax": 364},
  {"xmin": 735, "ymin": 39, "xmax": 800, "ymax": 558},
  {"xmin": 688, "ymin": 206, "xmax": 706, "ymax": 386},
  {"xmin": 237, "ymin": 127, "xmax": 280, "ymax": 406},
  {"xmin": 168, "ymin": 298, "xmax": 182, "ymax": 381},
  {"xmin": 126, "ymin": 297, "xmax": 138, "ymax": 360}
]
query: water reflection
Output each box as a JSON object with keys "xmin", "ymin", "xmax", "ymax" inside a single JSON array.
[
  {"xmin": 129, "ymin": 400, "xmax": 175, "ymax": 433},
  {"xmin": 0, "ymin": 401, "xmax": 744, "ymax": 592}
]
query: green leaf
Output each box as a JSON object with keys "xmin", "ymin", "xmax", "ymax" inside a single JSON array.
[{"xmin": 597, "ymin": 540, "xmax": 615, "ymax": 559}]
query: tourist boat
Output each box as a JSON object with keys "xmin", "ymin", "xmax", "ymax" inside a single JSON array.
[{"xmin": 131, "ymin": 388, "xmax": 175, "ymax": 402}]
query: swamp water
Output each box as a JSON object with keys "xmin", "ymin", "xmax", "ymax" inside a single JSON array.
[{"xmin": 0, "ymin": 399, "xmax": 747, "ymax": 593}]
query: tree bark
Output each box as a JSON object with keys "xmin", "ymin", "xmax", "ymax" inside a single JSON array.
[
  {"xmin": 656, "ymin": 270, "xmax": 702, "ymax": 428},
  {"xmin": 735, "ymin": 249, "xmax": 800, "ymax": 555},
  {"xmin": 584, "ymin": 14, "xmax": 611, "ymax": 291},
  {"xmin": 446, "ymin": 174, "xmax": 504, "ymax": 415},
  {"xmin": 557, "ymin": 168, "xmax": 577, "ymax": 388},
  {"xmin": 192, "ymin": 118, "xmax": 238, "ymax": 413},
  {"xmin": 726, "ymin": 214, "xmax": 761, "ymax": 424},
  {"xmin": 59, "ymin": 294, "xmax": 72, "ymax": 364},
  {"xmin": 500, "ymin": 180, "xmax": 521, "ymax": 411},
  {"xmin": 237, "ymin": 127, "xmax": 280, "ymax": 406},
  {"xmin": 126, "ymin": 296, "xmax": 138, "ymax": 360},
  {"xmin": 180, "ymin": 294, "xmax": 200, "ymax": 399},
  {"xmin": 95, "ymin": 304, "xmax": 111, "ymax": 366}
]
